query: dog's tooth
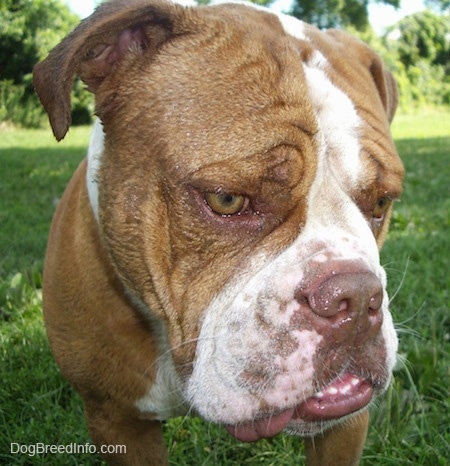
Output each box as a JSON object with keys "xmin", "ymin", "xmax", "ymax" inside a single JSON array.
[
  {"xmin": 326, "ymin": 386, "xmax": 338, "ymax": 396},
  {"xmin": 340, "ymin": 383, "xmax": 352, "ymax": 395},
  {"xmin": 350, "ymin": 376, "xmax": 360, "ymax": 386},
  {"xmin": 314, "ymin": 391, "xmax": 324, "ymax": 399}
]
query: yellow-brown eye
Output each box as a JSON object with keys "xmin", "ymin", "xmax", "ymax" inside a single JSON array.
[
  {"xmin": 204, "ymin": 191, "xmax": 247, "ymax": 216},
  {"xmin": 373, "ymin": 197, "xmax": 391, "ymax": 220}
]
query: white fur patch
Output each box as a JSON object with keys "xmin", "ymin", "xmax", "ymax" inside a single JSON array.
[
  {"xmin": 185, "ymin": 263, "xmax": 325, "ymax": 423},
  {"xmin": 86, "ymin": 119, "xmax": 105, "ymax": 221},
  {"xmin": 381, "ymin": 282, "xmax": 399, "ymax": 375},
  {"xmin": 276, "ymin": 11, "xmax": 308, "ymax": 41},
  {"xmin": 130, "ymin": 293, "xmax": 187, "ymax": 420},
  {"xmin": 302, "ymin": 59, "xmax": 363, "ymax": 188},
  {"xmin": 262, "ymin": 329, "xmax": 322, "ymax": 407}
]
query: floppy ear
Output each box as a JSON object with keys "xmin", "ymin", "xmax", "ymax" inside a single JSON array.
[
  {"xmin": 369, "ymin": 58, "xmax": 398, "ymax": 123},
  {"xmin": 324, "ymin": 29, "xmax": 398, "ymax": 124},
  {"xmin": 33, "ymin": 0, "xmax": 190, "ymax": 141}
]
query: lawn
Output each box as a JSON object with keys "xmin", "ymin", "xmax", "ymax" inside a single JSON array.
[{"xmin": 0, "ymin": 111, "xmax": 449, "ymax": 465}]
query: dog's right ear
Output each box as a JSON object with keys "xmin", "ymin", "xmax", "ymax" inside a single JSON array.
[{"xmin": 33, "ymin": 0, "xmax": 191, "ymax": 141}]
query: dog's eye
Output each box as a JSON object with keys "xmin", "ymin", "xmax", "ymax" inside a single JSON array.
[
  {"xmin": 373, "ymin": 196, "xmax": 391, "ymax": 220},
  {"xmin": 204, "ymin": 191, "xmax": 248, "ymax": 216}
]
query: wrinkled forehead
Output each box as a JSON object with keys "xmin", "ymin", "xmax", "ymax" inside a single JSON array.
[
  {"xmin": 157, "ymin": 6, "xmax": 313, "ymax": 112},
  {"xmin": 140, "ymin": 3, "xmax": 401, "ymax": 189},
  {"xmin": 148, "ymin": 7, "xmax": 313, "ymax": 160}
]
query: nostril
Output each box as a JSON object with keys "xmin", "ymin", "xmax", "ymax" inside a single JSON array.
[
  {"xmin": 338, "ymin": 299, "xmax": 349, "ymax": 313},
  {"xmin": 369, "ymin": 291, "xmax": 383, "ymax": 313},
  {"xmin": 303, "ymin": 271, "xmax": 383, "ymax": 320}
]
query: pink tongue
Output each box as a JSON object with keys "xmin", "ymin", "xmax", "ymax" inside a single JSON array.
[
  {"xmin": 224, "ymin": 374, "xmax": 373, "ymax": 442},
  {"xmin": 225, "ymin": 408, "xmax": 294, "ymax": 442}
]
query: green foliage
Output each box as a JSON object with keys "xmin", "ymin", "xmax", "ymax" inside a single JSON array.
[
  {"xmin": 0, "ymin": 126, "xmax": 88, "ymax": 274},
  {"xmin": 290, "ymin": 0, "xmax": 400, "ymax": 31},
  {"xmin": 0, "ymin": 79, "xmax": 47, "ymax": 128},
  {"xmin": 347, "ymin": 10, "xmax": 450, "ymax": 109},
  {"xmin": 263, "ymin": 1, "xmax": 450, "ymax": 109},
  {"xmin": 393, "ymin": 11, "xmax": 450, "ymax": 68},
  {"xmin": 0, "ymin": 0, "xmax": 79, "ymax": 82},
  {"xmin": 0, "ymin": 77, "xmax": 94, "ymax": 129},
  {"xmin": 425, "ymin": 0, "xmax": 450, "ymax": 11},
  {"xmin": 0, "ymin": 272, "xmax": 102, "ymax": 465},
  {"xmin": 0, "ymin": 0, "xmax": 93, "ymax": 128},
  {"xmin": 390, "ymin": 11, "xmax": 450, "ymax": 108}
]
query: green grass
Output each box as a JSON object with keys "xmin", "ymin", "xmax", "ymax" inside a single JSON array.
[{"xmin": 0, "ymin": 112, "xmax": 449, "ymax": 465}]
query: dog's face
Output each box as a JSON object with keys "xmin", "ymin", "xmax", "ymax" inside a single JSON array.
[{"xmin": 34, "ymin": 0, "xmax": 404, "ymax": 439}]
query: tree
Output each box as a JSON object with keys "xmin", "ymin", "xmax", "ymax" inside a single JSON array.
[
  {"xmin": 200, "ymin": 0, "xmax": 401, "ymax": 31},
  {"xmin": 384, "ymin": 11, "xmax": 450, "ymax": 107},
  {"xmin": 0, "ymin": 0, "xmax": 91, "ymax": 127},
  {"xmin": 425, "ymin": 0, "xmax": 450, "ymax": 12},
  {"xmin": 0, "ymin": 0, "xmax": 79, "ymax": 83},
  {"xmin": 394, "ymin": 10, "xmax": 450, "ymax": 68},
  {"xmin": 289, "ymin": 0, "xmax": 400, "ymax": 31}
]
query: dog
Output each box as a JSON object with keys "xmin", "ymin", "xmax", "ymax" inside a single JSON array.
[{"xmin": 33, "ymin": 0, "xmax": 404, "ymax": 464}]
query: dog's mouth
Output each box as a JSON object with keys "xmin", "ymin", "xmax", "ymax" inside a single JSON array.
[{"xmin": 224, "ymin": 373, "xmax": 373, "ymax": 442}]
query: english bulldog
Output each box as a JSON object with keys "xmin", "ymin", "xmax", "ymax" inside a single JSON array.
[{"xmin": 33, "ymin": 0, "xmax": 404, "ymax": 464}]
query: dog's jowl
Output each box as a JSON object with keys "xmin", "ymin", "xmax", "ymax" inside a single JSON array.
[{"xmin": 34, "ymin": 0, "xmax": 404, "ymax": 464}]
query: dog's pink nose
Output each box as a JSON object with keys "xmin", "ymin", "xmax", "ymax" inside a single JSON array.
[
  {"xmin": 302, "ymin": 272, "xmax": 384, "ymax": 341},
  {"xmin": 308, "ymin": 272, "xmax": 383, "ymax": 318}
]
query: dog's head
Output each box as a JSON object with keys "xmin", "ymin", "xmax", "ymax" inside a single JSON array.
[{"xmin": 34, "ymin": 0, "xmax": 404, "ymax": 438}]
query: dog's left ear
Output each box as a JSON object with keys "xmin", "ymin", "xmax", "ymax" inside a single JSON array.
[
  {"xmin": 33, "ymin": 0, "xmax": 192, "ymax": 141},
  {"xmin": 325, "ymin": 29, "xmax": 398, "ymax": 123},
  {"xmin": 368, "ymin": 57, "xmax": 398, "ymax": 123}
]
